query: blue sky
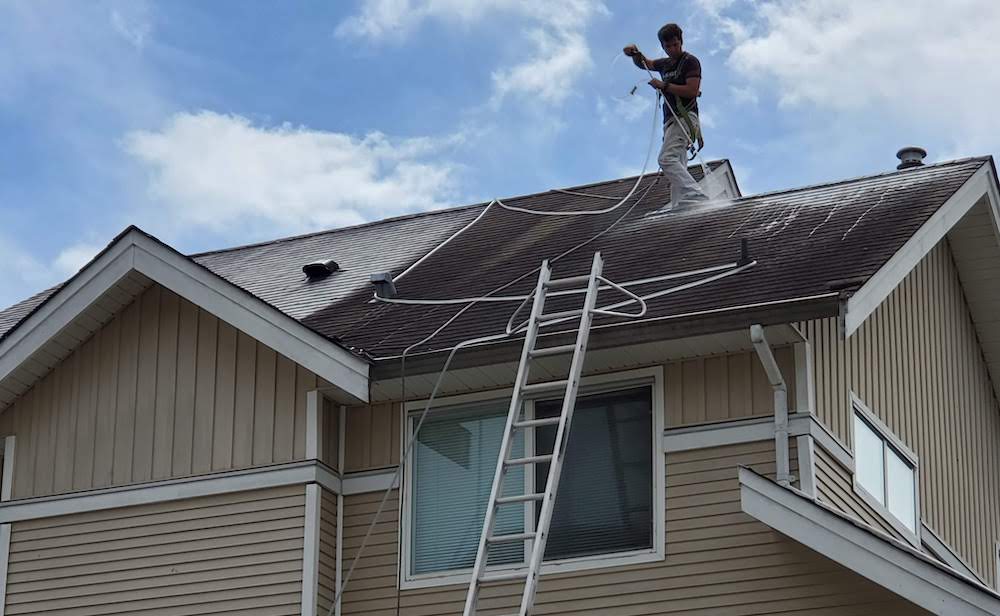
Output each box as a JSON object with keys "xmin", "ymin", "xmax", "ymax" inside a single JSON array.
[{"xmin": 2, "ymin": 0, "xmax": 999, "ymax": 308}]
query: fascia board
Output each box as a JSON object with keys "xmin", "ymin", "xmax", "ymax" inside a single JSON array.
[
  {"xmin": 0, "ymin": 228, "xmax": 370, "ymax": 405},
  {"xmin": 845, "ymin": 163, "xmax": 994, "ymax": 336},
  {"xmin": 130, "ymin": 233, "xmax": 369, "ymax": 402},
  {"xmin": 0, "ymin": 240, "xmax": 136, "ymax": 385},
  {"xmin": 740, "ymin": 467, "xmax": 1000, "ymax": 615}
]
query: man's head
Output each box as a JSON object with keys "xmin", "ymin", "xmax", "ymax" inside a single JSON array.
[{"xmin": 658, "ymin": 23, "xmax": 683, "ymax": 58}]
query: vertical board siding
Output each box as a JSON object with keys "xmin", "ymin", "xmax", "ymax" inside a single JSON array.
[
  {"xmin": 317, "ymin": 487, "xmax": 338, "ymax": 615},
  {"xmin": 340, "ymin": 442, "xmax": 926, "ymax": 615},
  {"xmin": 665, "ymin": 347, "xmax": 797, "ymax": 427},
  {"xmin": 812, "ymin": 446, "xmax": 904, "ymax": 541},
  {"xmin": 801, "ymin": 242, "xmax": 1000, "ymax": 584},
  {"xmin": 4, "ymin": 485, "xmax": 306, "ymax": 615},
  {"xmin": 0, "ymin": 284, "xmax": 321, "ymax": 499},
  {"xmin": 344, "ymin": 403, "xmax": 400, "ymax": 473}
]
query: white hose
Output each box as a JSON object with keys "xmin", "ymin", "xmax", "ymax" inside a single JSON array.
[{"xmin": 495, "ymin": 90, "xmax": 662, "ymax": 217}]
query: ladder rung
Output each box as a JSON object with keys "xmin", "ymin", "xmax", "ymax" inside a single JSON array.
[
  {"xmin": 479, "ymin": 570, "xmax": 527, "ymax": 583},
  {"xmin": 495, "ymin": 493, "xmax": 545, "ymax": 505},
  {"xmin": 505, "ymin": 455, "xmax": 552, "ymax": 467},
  {"xmin": 521, "ymin": 379, "xmax": 568, "ymax": 395},
  {"xmin": 487, "ymin": 532, "xmax": 536, "ymax": 544},
  {"xmin": 537, "ymin": 308, "xmax": 584, "ymax": 323},
  {"xmin": 528, "ymin": 344, "xmax": 577, "ymax": 358},
  {"xmin": 513, "ymin": 416, "xmax": 561, "ymax": 429},
  {"xmin": 545, "ymin": 274, "xmax": 590, "ymax": 290}
]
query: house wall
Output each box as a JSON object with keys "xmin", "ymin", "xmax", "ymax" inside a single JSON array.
[
  {"xmin": 0, "ymin": 284, "xmax": 328, "ymax": 499},
  {"xmin": 3, "ymin": 484, "xmax": 306, "ymax": 615},
  {"xmin": 801, "ymin": 240, "xmax": 1000, "ymax": 585},
  {"xmin": 317, "ymin": 486, "xmax": 339, "ymax": 616},
  {"xmin": 339, "ymin": 440, "xmax": 927, "ymax": 615},
  {"xmin": 344, "ymin": 347, "xmax": 796, "ymax": 473},
  {"xmin": 813, "ymin": 445, "xmax": 905, "ymax": 542}
]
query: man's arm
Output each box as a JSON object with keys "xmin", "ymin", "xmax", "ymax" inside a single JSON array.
[{"xmin": 623, "ymin": 45, "xmax": 659, "ymax": 71}]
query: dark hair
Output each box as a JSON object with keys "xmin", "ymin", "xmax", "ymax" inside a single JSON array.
[{"xmin": 658, "ymin": 23, "xmax": 683, "ymax": 43}]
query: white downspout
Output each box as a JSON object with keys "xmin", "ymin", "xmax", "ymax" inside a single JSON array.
[{"xmin": 751, "ymin": 324, "xmax": 793, "ymax": 487}]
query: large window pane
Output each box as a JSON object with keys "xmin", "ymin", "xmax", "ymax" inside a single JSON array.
[
  {"xmin": 854, "ymin": 414, "xmax": 885, "ymax": 505},
  {"xmin": 886, "ymin": 448, "xmax": 916, "ymax": 532},
  {"xmin": 411, "ymin": 404, "xmax": 524, "ymax": 574},
  {"xmin": 535, "ymin": 387, "xmax": 653, "ymax": 561}
]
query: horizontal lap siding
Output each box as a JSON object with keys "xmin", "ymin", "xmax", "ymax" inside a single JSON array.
[
  {"xmin": 4, "ymin": 485, "xmax": 306, "ymax": 615},
  {"xmin": 813, "ymin": 446, "xmax": 903, "ymax": 541},
  {"xmin": 802, "ymin": 242, "xmax": 1000, "ymax": 584},
  {"xmin": 341, "ymin": 442, "xmax": 925, "ymax": 615},
  {"xmin": 0, "ymin": 283, "xmax": 324, "ymax": 499}
]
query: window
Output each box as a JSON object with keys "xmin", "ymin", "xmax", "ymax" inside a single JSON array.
[
  {"xmin": 404, "ymin": 374, "xmax": 662, "ymax": 585},
  {"xmin": 852, "ymin": 400, "xmax": 918, "ymax": 535}
]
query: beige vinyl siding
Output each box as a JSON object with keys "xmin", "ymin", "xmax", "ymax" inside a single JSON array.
[
  {"xmin": 321, "ymin": 397, "xmax": 341, "ymax": 471},
  {"xmin": 344, "ymin": 349, "xmax": 797, "ymax": 473},
  {"xmin": 344, "ymin": 402, "xmax": 401, "ymax": 472},
  {"xmin": 4, "ymin": 485, "xmax": 306, "ymax": 615},
  {"xmin": 813, "ymin": 445, "xmax": 904, "ymax": 541},
  {"xmin": 341, "ymin": 441, "xmax": 926, "ymax": 615},
  {"xmin": 318, "ymin": 486, "xmax": 338, "ymax": 615},
  {"xmin": 0, "ymin": 283, "xmax": 327, "ymax": 499},
  {"xmin": 664, "ymin": 347, "xmax": 797, "ymax": 427},
  {"xmin": 802, "ymin": 241, "xmax": 1000, "ymax": 584}
]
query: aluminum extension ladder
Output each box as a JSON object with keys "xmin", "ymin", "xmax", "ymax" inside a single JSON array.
[{"xmin": 462, "ymin": 252, "xmax": 643, "ymax": 616}]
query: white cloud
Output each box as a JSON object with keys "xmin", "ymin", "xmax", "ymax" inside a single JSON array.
[
  {"xmin": 54, "ymin": 243, "xmax": 104, "ymax": 276},
  {"xmin": 123, "ymin": 111, "xmax": 464, "ymax": 235},
  {"xmin": 697, "ymin": 0, "xmax": 1000, "ymax": 153},
  {"xmin": 337, "ymin": 0, "xmax": 608, "ymax": 105}
]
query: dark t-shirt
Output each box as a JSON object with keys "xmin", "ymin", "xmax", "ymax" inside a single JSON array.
[{"xmin": 651, "ymin": 52, "xmax": 701, "ymax": 122}]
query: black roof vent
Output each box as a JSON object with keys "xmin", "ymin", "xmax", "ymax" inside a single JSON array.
[
  {"xmin": 302, "ymin": 259, "xmax": 339, "ymax": 279},
  {"xmin": 896, "ymin": 146, "xmax": 927, "ymax": 170}
]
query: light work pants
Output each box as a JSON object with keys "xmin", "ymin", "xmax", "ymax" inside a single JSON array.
[{"xmin": 658, "ymin": 114, "xmax": 708, "ymax": 206}]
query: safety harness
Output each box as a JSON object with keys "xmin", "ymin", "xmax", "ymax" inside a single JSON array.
[{"xmin": 663, "ymin": 52, "xmax": 704, "ymax": 160}]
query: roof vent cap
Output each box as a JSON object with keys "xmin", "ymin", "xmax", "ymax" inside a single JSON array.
[
  {"xmin": 302, "ymin": 259, "xmax": 339, "ymax": 279},
  {"xmin": 896, "ymin": 146, "xmax": 927, "ymax": 170},
  {"xmin": 370, "ymin": 272, "xmax": 397, "ymax": 299}
]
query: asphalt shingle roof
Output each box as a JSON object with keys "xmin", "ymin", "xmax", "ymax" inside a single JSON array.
[{"xmin": 0, "ymin": 157, "xmax": 988, "ymax": 361}]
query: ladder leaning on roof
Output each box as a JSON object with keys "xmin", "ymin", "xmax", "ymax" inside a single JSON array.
[{"xmin": 462, "ymin": 252, "xmax": 645, "ymax": 616}]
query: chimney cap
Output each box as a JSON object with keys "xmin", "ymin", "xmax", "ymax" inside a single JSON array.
[{"xmin": 896, "ymin": 146, "xmax": 927, "ymax": 170}]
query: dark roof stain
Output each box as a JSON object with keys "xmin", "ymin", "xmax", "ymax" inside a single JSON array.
[{"xmin": 0, "ymin": 157, "xmax": 988, "ymax": 361}]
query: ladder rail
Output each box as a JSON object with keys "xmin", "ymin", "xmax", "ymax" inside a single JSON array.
[
  {"xmin": 518, "ymin": 253, "xmax": 604, "ymax": 616},
  {"xmin": 463, "ymin": 260, "xmax": 552, "ymax": 616}
]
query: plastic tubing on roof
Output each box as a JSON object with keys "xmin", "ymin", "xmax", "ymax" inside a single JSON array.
[{"xmin": 374, "ymin": 260, "xmax": 743, "ymax": 306}]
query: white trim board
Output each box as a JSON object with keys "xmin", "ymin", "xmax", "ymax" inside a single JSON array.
[
  {"xmin": 661, "ymin": 411, "xmax": 853, "ymax": 471},
  {"xmin": 0, "ymin": 228, "xmax": 370, "ymax": 405},
  {"xmin": 0, "ymin": 460, "xmax": 341, "ymax": 524},
  {"xmin": 846, "ymin": 162, "xmax": 996, "ymax": 336},
  {"xmin": 301, "ymin": 483, "xmax": 322, "ymax": 616},
  {"xmin": 921, "ymin": 522, "xmax": 988, "ymax": 587},
  {"xmin": 740, "ymin": 467, "xmax": 1000, "ymax": 615},
  {"xmin": 399, "ymin": 366, "xmax": 666, "ymax": 590}
]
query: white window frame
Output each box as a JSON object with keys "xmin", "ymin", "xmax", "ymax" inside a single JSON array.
[
  {"xmin": 849, "ymin": 393, "xmax": 921, "ymax": 547},
  {"xmin": 399, "ymin": 366, "xmax": 665, "ymax": 590}
]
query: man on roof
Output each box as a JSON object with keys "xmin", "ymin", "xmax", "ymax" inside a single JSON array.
[{"xmin": 624, "ymin": 23, "xmax": 709, "ymax": 207}]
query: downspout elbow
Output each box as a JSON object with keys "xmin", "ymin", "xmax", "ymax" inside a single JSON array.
[{"xmin": 750, "ymin": 324, "xmax": 793, "ymax": 487}]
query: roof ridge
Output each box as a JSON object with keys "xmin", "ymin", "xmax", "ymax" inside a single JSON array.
[
  {"xmin": 188, "ymin": 156, "xmax": 988, "ymax": 259},
  {"xmin": 189, "ymin": 160, "xmax": 729, "ymax": 259},
  {"xmin": 736, "ymin": 156, "xmax": 990, "ymax": 202}
]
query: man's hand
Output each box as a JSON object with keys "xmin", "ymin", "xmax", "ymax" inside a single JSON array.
[
  {"xmin": 623, "ymin": 44, "xmax": 639, "ymax": 56},
  {"xmin": 648, "ymin": 78, "xmax": 668, "ymax": 92}
]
